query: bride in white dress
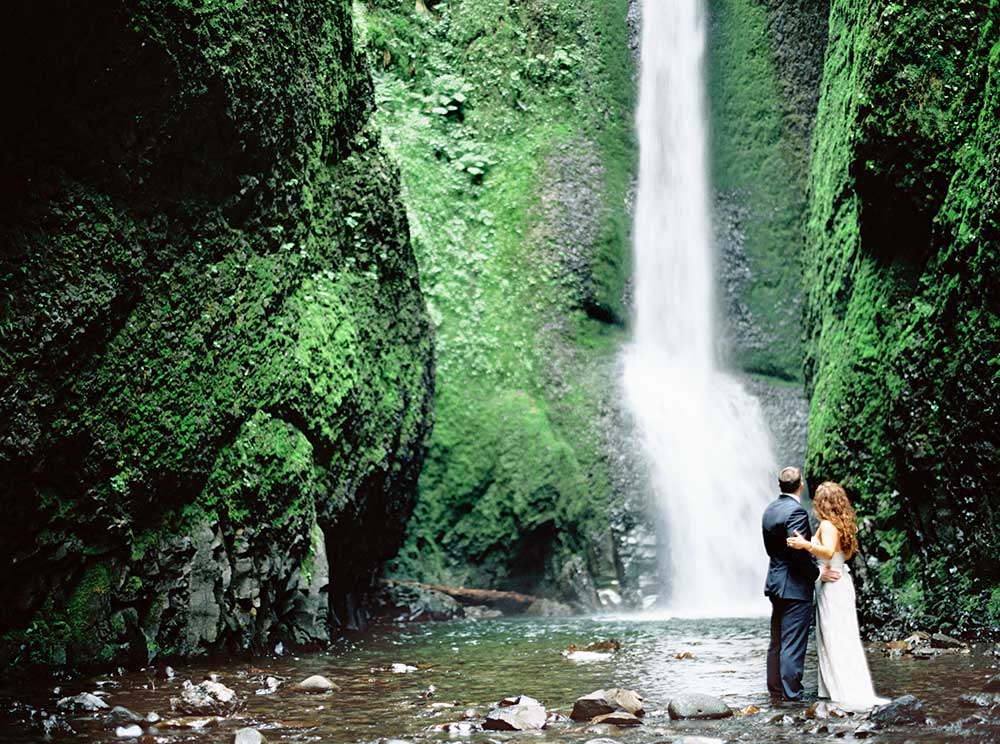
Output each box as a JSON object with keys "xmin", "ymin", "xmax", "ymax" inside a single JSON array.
[{"xmin": 787, "ymin": 481, "xmax": 889, "ymax": 711}]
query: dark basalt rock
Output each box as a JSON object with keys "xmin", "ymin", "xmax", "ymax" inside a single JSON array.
[
  {"xmin": 869, "ymin": 695, "xmax": 927, "ymax": 727},
  {"xmin": 0, "ymin": 0, "xmax": 434, "ymax": 667}
]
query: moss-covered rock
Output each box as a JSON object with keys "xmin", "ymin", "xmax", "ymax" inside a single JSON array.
[
  {"xmin": 804, "ymin": 0, "xmax": 999, "ymax": 634},
  {"xmin": 0, "ymin": 0, "xmax": 433, "ymax": 667},
  {"xmin": 356, "ymin": 0, "xmax": 635, "ymax": 598}
]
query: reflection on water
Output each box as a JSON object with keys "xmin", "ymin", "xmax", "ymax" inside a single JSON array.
[{"xmin": 2, "ymin": 616, "xmax": 998, "ymax": 743}]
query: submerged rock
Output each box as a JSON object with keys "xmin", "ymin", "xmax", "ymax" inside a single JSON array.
[
  {"xmin": 293, "ymin": 675, "xmax": 338, "ymax": 693},
  {"xmin": 667, "ymin": 693, "xmax": 732, "ymax": 720},
  {"xmin": 483, "ymin": 695, "xmax": 546, "ymax": 731},
  {"xmin": 983, "ymin": 673, "xmax": 1000, "ymax": 692},
  {"xmin": 571, "ymin": 688, "xmax": 644, "ymax": 720},
  {"xmin": 465, "ymin": 605, "xmax": 504, "ymax": 620},
  {"xmin": 869, "ymin": 695, "xmax": 926, "ymax": 726},
  {"xmin": 157, "ymin": 716, "xmax": 224, "ymax": 729},
  {"xmin": 170, "ymin": 680, "xmax": 241, "ymax": 716}
]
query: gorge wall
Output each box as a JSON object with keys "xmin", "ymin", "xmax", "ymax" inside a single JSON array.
[
  {"xmin": 358, "ymin": 0, "xmax": 639, "ymax": 605},
  {"xmin": 804, "ymin": 0, "xmax": 1000, "ymax": 635},
  {"xmin": 0, "ymin": 0, "xmax": 433, "ymax": 666}
]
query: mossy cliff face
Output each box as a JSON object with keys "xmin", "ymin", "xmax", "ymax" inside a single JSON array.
[
  {"xmin": 706, "ymin": 0, "xmax": 829, "ymax": 470},
  {"xmin": 805, "ymin": 0, "xmax": 999, "ymax": 634},
  {"xmin": 356, "ymin": 0, "xmax": 636, "ymax": 601},
  {"xmin": 0, "ymin": 0, "xmax": 433, "ymax": 666},
  {"xmin": 708, "ymin": 0, "xmax": 828, "ymax": 384}
]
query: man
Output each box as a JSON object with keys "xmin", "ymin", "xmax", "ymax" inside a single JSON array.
[{"xmin": 761, "ymin": 466, "xmax": 840, "ymax": 702}]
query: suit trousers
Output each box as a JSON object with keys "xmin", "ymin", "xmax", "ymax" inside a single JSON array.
[{"xmin": 767, "ymin": 595, "xmax": 813, "ymax": 700}]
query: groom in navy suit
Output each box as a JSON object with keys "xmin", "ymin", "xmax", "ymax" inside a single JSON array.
[{"xmin": 761, "ymin": 466, "xmax": 839, "ymax": 701}]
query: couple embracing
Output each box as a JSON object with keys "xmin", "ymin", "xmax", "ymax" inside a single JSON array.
[{"xmin": 762, "ymin": 466, "xmax": 888, "ymax": 711}]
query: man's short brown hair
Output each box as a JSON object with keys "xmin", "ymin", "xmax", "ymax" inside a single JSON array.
[{"xmin": 778, "ymin": 466, "xmax": 802, "ymax": 494}]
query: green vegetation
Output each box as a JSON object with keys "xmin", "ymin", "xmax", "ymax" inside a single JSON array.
[
  {"xmin": 707, "ymin": 0, "xmax": 816, "ymax": 380},
  {"xmin": 356, "ymin": 0, "xmax": 635, "ymax": 591},
  {"xmin": 804, "ymin": 0, "xmax": 999, "ymax": 634},
  {"xmin": 0, "ymin": 0, "xmax": 432, "ymax": 666}
]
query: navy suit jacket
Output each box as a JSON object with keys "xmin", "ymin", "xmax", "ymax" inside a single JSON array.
[{"xmin": 762, "ymin": 493, "xmax": 820, "ymax": 601}]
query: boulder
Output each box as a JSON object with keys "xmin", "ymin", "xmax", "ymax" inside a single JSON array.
[
  {"xmin": 374, "ymin": 582, "xmax": 464, "ymax": 622},
  {"xmin": 930, "ymin": 632, "xmax": 967, "ymax": 649},
  {"xmin": 170, "ymin": 680, "xmax": 241, "ymax": 716},
  {"xmin": 525, "ymin": 598, "xmax": 574, "ymax": 616},
  {"xmin": 57, "ymin": 693, "xmax": 109, "ymax": 712},
  {"xmin": 465, "ymin": 605, "xmax": 503, "ymax": 619},
  {"xmin": 591, "ymin": 711, "xmax": 642, "ymax": 727},
  {"xmin": 571, "ymin": 688, "xmax": 644, "ymax": 720},
  {"xmin": 114, "ymin": 724, "xmax": 143, "ymax": 738},
  {"xmin": 292, "ymin": 675, "xmax": 338, "ymax": 693},
  {"xmin": 234, "ymin": 728, "xmax": 268, "ymax": 744},
  {"xmin": 869, "ymin": 695, "xmax": 926, "ymax": 726},
  {"xmin": 670, "ymin": 739, "xmax": 725, "ymax": 744},
  {"xmin": 667, "ymin": 693, "xmax": 732, "ymax": 720},
  {"xmin": 483, "ymin": 696, "xmax": 546, "ymax": 731}
]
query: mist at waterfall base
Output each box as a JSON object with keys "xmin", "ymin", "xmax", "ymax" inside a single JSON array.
[{"xmin": 622, "ymin": 0, "xmax": 777, "ymax": 617}]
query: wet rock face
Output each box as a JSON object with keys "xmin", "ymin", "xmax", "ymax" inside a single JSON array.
[
  {"xmin": 0, "ymin": 0, "xmax": 433, "ymax": 666},
  {"xmin": 803, "ymin": 0, "xmax": 1000, "ymax": 634}
]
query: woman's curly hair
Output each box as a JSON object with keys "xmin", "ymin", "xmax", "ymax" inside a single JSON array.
[{"xmin": 813, "ymin": 481, "xmax": 859, "ymax": 559}]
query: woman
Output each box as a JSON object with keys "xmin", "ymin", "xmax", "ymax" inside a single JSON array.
[{"xmin": 787, "ymin": 481, "xmax": 888, "ymax": 711}]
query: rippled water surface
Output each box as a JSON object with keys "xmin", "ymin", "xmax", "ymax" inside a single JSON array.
[{"xmin": 3, "ymin": 616, "xmax": 999, "ymax": 742}]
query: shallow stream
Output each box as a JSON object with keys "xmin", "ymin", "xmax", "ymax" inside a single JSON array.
[{"xmin": 3, "ymin": 616, "xmax": 999, "ymax": 743}]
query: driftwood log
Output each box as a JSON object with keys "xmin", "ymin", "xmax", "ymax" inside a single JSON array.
[{"xmin": 384, "ymin": 579, "xmax": 538, "ymax": 614}]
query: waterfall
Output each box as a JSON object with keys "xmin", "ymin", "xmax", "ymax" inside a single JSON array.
[{"xmin": 622, "ymin": 0, "xmax": 777, "ymax": 616}]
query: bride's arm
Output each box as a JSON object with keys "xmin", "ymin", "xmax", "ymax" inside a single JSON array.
[{"xmin": 792, "ymin": 521, "xmax": 837, "ymax": 560}]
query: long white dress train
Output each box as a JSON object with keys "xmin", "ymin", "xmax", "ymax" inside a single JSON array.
[{"xmin": 815, "ymin": 552, "xmax": 889, "ymax": 711}]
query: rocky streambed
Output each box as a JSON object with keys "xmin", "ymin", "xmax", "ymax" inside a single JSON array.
[{"xmin": 2, "ymin": 616, "xmax": 999, "ymax": 743}]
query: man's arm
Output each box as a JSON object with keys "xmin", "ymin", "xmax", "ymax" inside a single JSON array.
[{"xmin": 786, "ymin": 508, "xmax": 820, "ymax": 581}]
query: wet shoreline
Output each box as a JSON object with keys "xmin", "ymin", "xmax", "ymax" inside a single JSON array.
[{"xmin": 3, "ymin": 616, "xmax": 999, "ymax": 743}]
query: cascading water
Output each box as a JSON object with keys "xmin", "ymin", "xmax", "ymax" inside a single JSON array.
[{"xmin": 623, "ymin": 0, "xmax": 777, "ymax": 616}]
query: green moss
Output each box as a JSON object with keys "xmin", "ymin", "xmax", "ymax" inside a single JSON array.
[
  {"xmin": 358, "ymin": 0, "xmax": 634, "ymax": 589},
  {"xmin": 0, "ymin": 0, "xmax": 433, "ymax": 665},
  {"xmin": 804, "ymin": 0, "xmax": 999, "ymax": 634},
  {"xmin": 706, "ymin": 0, "xmax": 822, "ymax": 381}
]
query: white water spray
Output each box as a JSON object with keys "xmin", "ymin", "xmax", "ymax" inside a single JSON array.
[{"xmin": 622, "ymin": 0, "xmax": 777, "ymax": 616}]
